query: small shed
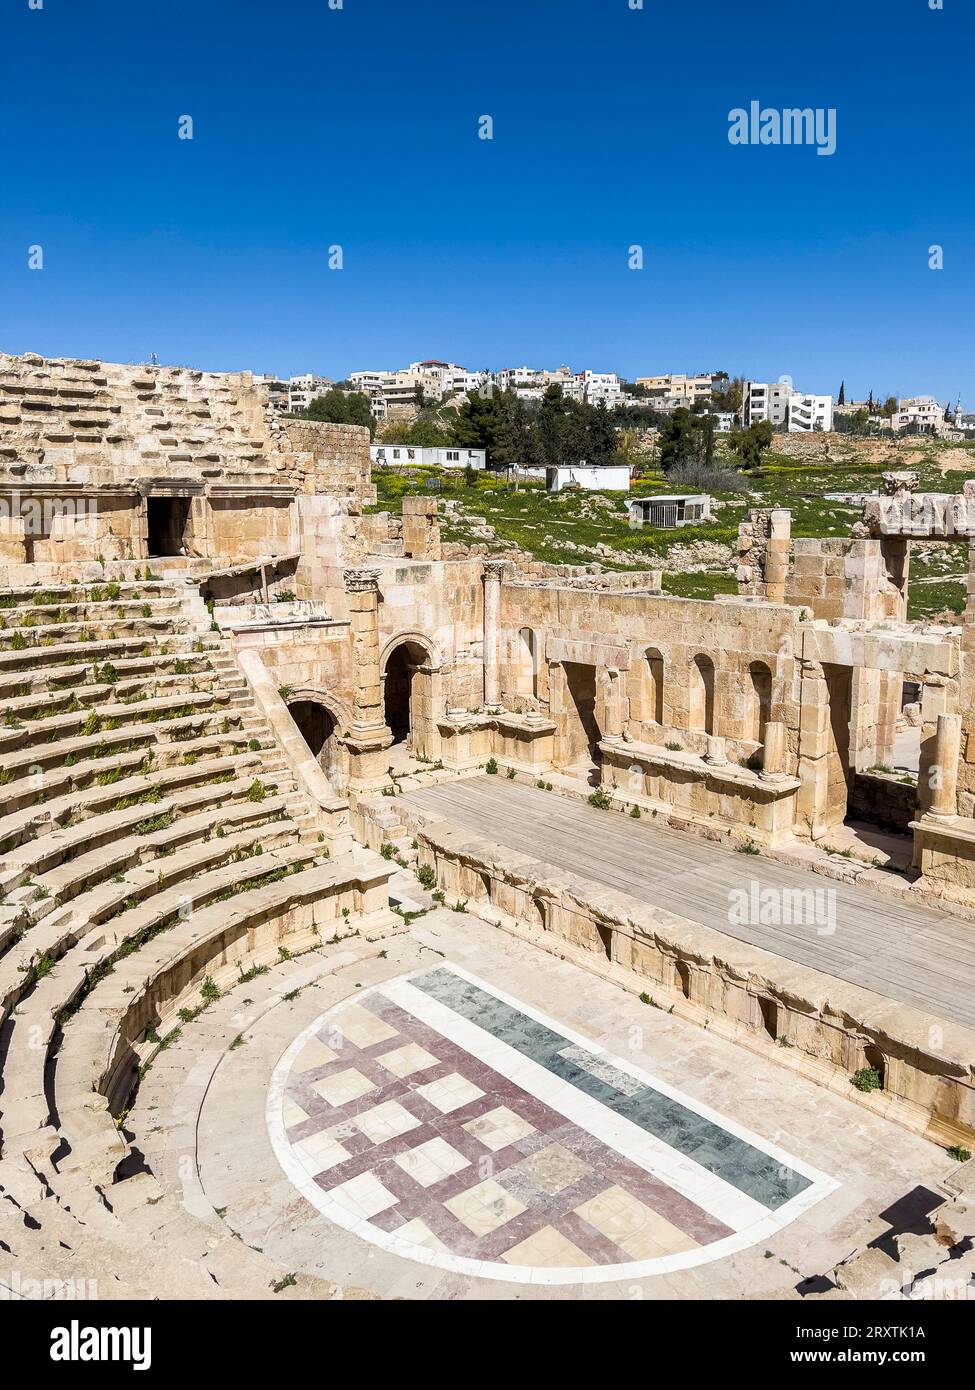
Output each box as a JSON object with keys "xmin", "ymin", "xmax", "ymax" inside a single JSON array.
[{"xmin": 627, "ymin": 493, "xmax": 712, "ymax": 528}]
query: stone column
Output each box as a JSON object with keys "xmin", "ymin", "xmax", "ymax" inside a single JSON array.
[
  {"xmin": 928, "ymin": 713, "xmax": 962, "ymax": 819},
  {"xmin": 703, "ymin": 735, "xmax": 727, "ymax": 766},
  {"xmin": 796, "ymin": 660, "xmax": 834, "ymax": 837},
  {"xmin": 917, "ymin": 676, "xmax": 949, "ymax": 815},
  {"xmin": 601, "ymin": 668, "xmax": 623, "ymax": 740},
  {"xmin": 341, "ymin": 567, "xmax": 393, "ymax": 792},
  {"xmin": 760, "ymin": 720, "xmax": 789, "ymax": 781},
  {"xmin": 481, "ymin": 559, "xmax": 505, "ymax": 708}
]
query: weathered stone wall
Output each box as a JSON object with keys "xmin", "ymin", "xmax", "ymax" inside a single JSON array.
[
  {"xmin": 370, "ymin": 557, "xmax": 486, "ymax": 712},
  {"xmin": 849, "ymin": 770, "xmax": 919, "ymax": 833},
  {"xmin": 498, "ymin": 584, "xmax": 803, "ymax": 767}
]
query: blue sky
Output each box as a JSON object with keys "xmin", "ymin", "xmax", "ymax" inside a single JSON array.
[{"xmin": 1, "ymin": 0, "xmax": 971, "ymax": 402}]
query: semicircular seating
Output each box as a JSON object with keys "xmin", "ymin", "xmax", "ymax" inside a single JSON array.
[{"xmin": 0, "ymin": 574, "xmax": 390, "ymax": 1299}]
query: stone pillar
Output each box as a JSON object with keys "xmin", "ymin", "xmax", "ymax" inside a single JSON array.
[
  {"xmin": 481, "ymin": 559, "xmax": 505, "ymax": 708},
  {"xmin": 763, "ymin": 510, "xmax": 791, "ymax": 604},
  {"xmin": 341, "ymin": 567, "xmax": 393, "ymax": 791},
  {"xmin": 736, "ymin": 508, "xmax": 791, "ymax": 603},
  {"xmin": 601, "ymin": 668, "xmax": 623, "ymax": 740},
  {"xmin": 796, "ymin": 660, "xmax": 835, "ymax": 837},
  {"xmin": 703, "ymin": 735, "xmax": 728, "ymax": 766},
  {"xmin": 928, "ymin": 713, "xmax": 962, "ymax": 819},
  {"xmin": 917, "ymin": 676, "xmax": 949, "ymax": 815},
  {"xmin": 760, "ymin": 720, "xmax": 788, "ymax": 781}
]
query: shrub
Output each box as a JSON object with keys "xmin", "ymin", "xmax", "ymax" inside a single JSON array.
[
  {"xmin": 588, "ymin": 786, "xmax": 612, "ymax": 810},
  {"xmin": 200, "ymin": 976, "xmax": 220, "ymax": 1004},
  {"xmin": 380, "ymin": 842, "xmax": 394, "ymax": 860},
  {"xmin": 851, "ymin": 1066, "xmax": 883, "ymax": 1093},
  {"xmin": 947, "ymin": 1145, "xmax": 972, "ymax": 1162},
  {"xmin": 630, "ymin": 804, "xmax": 641, "ymax": 818},
  {"xmin": 736, "ymin": 838, "xmax": 760, "ymax": 855},
  {"xmin": 245, "ymin": 778, "xmax": 267, "ymax": 803},
  {"xmin": 485, "ymin": 757, "xmax": 498, "ymax": 775},
  {"xmin": 665, "ymin": 741, "xmax": 683, "ymax": 752},
  {"xmin": 666, "ymin": 458, "xmax": 751, "ymax": 494},
  {"xmin": 417, "ymin": 863, "xmax": 436, "ymax": 889}
]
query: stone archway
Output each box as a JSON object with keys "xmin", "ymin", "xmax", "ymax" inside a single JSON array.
[
  {"xmin": 285, "ymin": 689, "xmax": 351, "ymax": 794},
  {"xmin": 380, "ymin": 633, "xmax": 442, "ymax": 761}
]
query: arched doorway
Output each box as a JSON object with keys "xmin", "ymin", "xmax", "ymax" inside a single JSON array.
[
  {"xmin": 382, "ymin": 638, "xmax": 439, "ymax": 758},
  {"xmin": 288, "ymin": 699, "xmax": 345, "ymax": 790}
]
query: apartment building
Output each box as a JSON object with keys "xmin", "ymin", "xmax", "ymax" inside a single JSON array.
[
  {"xmin": 891, "ymin": 396, "xmax": 947, "ymax": 436},
  {"xmin": 743, "ymin": 381, "xmax": 833, "ymax": 432},
  {"xmin": 742, "ymin": 381, "xmax": 792, "ymax": 428},
  {"xmin": 787, "ymin": 393, "xmax": 834, "ymax": 432},
  {"xmin": 496, "ymin": 366, "xmax": 584, "ymax": 401},
  {"xmin": 579, "ymin": 370, "xmax": 625, "ymax": 408},
  {"xmin": 635, "ymin": 372, "xmax": 720, "ymax": 410},
  {"xmin": 287, "ymin": 374, "xmax": 333, "ymax": 414}
]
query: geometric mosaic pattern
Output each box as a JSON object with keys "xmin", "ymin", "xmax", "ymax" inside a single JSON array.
[{"xmin": 267, "ymin": 965, "xmax": 837, "ymax": 1284}]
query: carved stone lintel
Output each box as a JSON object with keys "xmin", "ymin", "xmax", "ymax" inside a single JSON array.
[{"xmin": 343, "ymin": 567, "xmax": 381, "ymax": 594}]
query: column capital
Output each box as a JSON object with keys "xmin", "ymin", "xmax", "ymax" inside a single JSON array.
[
  {"xmin": 481, "ymin": 559, "xmax": 507, "ymax": 583},
  {"xmin": 343, "ymin": 567, "xmax": 381, "ymax": 595}
]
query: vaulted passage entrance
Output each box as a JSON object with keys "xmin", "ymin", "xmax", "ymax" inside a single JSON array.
[
  {"xmin": 288, "ymin": 699, "xmax": 344, "ymax": 789},
  {"xmin": 383, "ymin": 639, "xmax": 436, "ymax": 753}
]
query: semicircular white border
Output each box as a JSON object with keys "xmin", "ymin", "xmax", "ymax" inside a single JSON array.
[{"xmin": 266, "ymin": 968, "xmax": 838, "ymax": 1287}]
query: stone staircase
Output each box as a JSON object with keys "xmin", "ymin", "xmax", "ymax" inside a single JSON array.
[{"xmin": 0, "ymin": 572, "xmax": 390, "ymax": 1298}]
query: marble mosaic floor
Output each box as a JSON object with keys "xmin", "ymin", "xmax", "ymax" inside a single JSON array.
[{"xmin": 267, "ymin": 961, "xmax": 836, "ymax": 1285}]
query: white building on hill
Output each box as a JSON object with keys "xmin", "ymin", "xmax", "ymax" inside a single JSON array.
[
  {"xmin": 743, "ymin": 381, "xmax": 833, "ymax": 432},
  {"xmin": 370, "ymin": 444, "xmax": 486, "ymax": 470}
]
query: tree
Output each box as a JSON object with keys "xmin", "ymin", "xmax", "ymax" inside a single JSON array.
[
  {"xmin": 615, "ymin": 428, "xmax": 645, "ymax": 471},
  {"xmin": 659, "ymin": 408, "xmax": 700, "ymax": 474},
  {"xmin": 711, "ymin": 375, "xmax": 744, "ymax": 414},
  {"xmin": 380, "ymin": 417, "xmax": 453, "ymax": 447},
  {"xmin": 306, "ymin": 388, "xmax": 375, "ymax": 436},
  {"xmin": 727, "ymin": 419, "xmax": 773, "ymax": 470},
  {"xmin": 837, "ymin": 380, "xmax": 846, "ymax": 406},
  {"xmin": 453, "ymin": 387, "xmax": 507, "ymax": 455}
]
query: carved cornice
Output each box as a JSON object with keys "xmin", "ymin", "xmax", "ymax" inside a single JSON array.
[{"xmin": 343, "ymin": 567, "xmax": 381, "ymax": 594}]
